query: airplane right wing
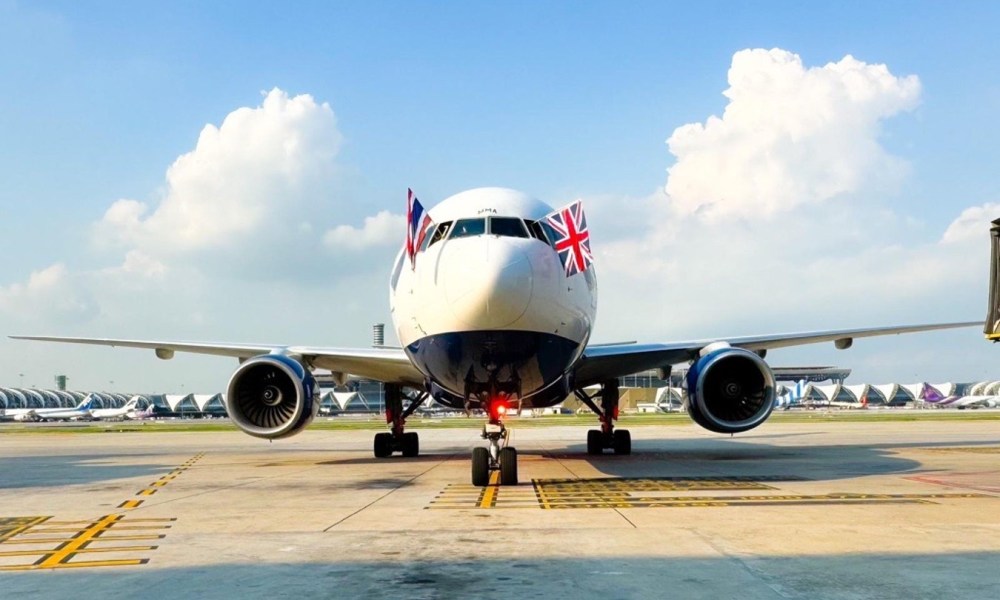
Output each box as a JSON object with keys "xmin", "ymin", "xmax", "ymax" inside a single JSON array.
[{"xmin": 572, "ymin": 321, "xmax": 982, "ymax": 387}]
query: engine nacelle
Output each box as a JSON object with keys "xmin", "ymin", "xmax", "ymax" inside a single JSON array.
[
  {"xmin": 225, "ymin": 354, "xmax": 318, "ymax": 440},
  {"xmin": 686, "ymin": 345, "xmax": 776, "ymax": 434}
]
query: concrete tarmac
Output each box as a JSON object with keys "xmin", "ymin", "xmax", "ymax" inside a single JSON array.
[{"xmin": 1, "ymin": 419, "xmax": 999, "ymax": 599}]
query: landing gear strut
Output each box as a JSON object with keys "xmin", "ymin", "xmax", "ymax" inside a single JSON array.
[
  {"xmin": 575, "ymin": 379, "xmax": 631, "ymax": 455},
  {"xmin": 472, "ymin": 418, "xmax": 518, "ymax": 487},
  {"xmin": 373, "ymin": 384, "xmax": 426, "ymax": 458},
  {"xmin": 464, "ymin": 365, "xmax": 520, "ymax": 487}
]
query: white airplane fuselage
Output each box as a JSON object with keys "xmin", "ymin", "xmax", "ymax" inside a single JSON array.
[{"xmin": 390, "ymin": 188, "xmax": 597, "ymax": 408}]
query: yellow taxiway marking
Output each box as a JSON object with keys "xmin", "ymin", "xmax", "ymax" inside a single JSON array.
[
  {"xmin": 0, "ymin": 453, "xmax": 204, "ymax": 569},
  {"xmin": 0, "ymin": 517, "xmax": 51, "ymax": 543},
  {"xmin": 476, "ymin": 472, "xmax": 501, "ymax": 508},
  {"xmin": 920, "ymin": 446, "xmax": 1000, "ymax": 454},
  {"xmin": 429, "ymin": 476, "xmax": 996, "ymax": 510}
]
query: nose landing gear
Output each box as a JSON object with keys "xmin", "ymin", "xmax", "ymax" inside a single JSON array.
[{"xmin": 472, "ymin": 420, "xmax": 518, "ymax": 487}]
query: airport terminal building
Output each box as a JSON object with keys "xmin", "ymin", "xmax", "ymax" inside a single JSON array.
[{"xmin": 1, "ymin": 367, "xmax": 994, "ymax": 417}]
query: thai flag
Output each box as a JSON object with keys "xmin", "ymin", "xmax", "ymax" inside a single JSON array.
[{"xmin": 406, "ymin": 188, "xmax": 433, "ymax": 268}]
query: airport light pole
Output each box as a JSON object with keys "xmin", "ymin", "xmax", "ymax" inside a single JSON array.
[{"xmin": 19, "ymin": 373, "xmax": 24, "ymax": 388}]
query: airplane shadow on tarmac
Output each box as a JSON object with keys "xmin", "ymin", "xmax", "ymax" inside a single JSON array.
[
  {"xmin": 290, "ymin": 435, "xmax": 1000, "ymax": 484},
  {"xmin": 3, "ymin": 552, "xmax": 999, "ymax": 599},
  {"xmin": 0, "ymin": 454, "xmax": 177, "ymax": 490}
]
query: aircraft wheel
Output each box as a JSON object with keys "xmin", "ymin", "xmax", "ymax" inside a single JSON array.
[
  {"xmin": 586, "ymin": 429, "xmax": 603, "ymax": 455},
  {"xmin": 613, "ymin": 429, "xmax": 632, "ymax": 455},
  {"xmin": 471, "ymin": 447, "xmax": 490, "ymax": 486},
  {"xmin": 373, "ymin": 432, "xmax": 393, "ymax": 458},
  {"xmin": 499, "ymin": 447, "xmax": 518, "ymax": 486},
  {"xmin": 401, "ymin": 432, "xmax": 420, "ymax": 457}
]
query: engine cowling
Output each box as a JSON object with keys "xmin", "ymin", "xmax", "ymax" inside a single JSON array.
[
  {"xmin": 686, "ymin": 345, "xmax": 775, "ymax": 434},
  {"xmin": 225, "ymin": 354, "xmax": 318, "ymax": 439}
]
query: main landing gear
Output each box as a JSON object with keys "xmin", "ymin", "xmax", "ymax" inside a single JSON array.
[
  {"xmin": 373, "ymin": 384, "xmax": 427, "ymax": 458},
  {"xmin": 575, "ymin": 379, "xmax": 631, "ymax": 455}
]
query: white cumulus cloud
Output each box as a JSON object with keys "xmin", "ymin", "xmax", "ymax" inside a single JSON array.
[
  {"xmin": 665, "ymin": 48, "xmax": 921, "ymax": 221},
  {"xmin": 0, "ymin": 263, "xmax": 98, "ymax": 324},
  {"xmin": 323, "ymin": 210, "xmax": 405, "ymax": 251},
  {"xmin": 941, "ymin": 202, "xmax": 1000, "ymax": 244},
  {"xmin": 95, "ymin": 88, "xmax": 350, "ymax": 278}
]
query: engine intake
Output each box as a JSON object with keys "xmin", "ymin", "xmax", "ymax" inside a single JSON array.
[
  {"xmin": 225, "ymin": 354, "xmax": 318, "ymax": 439},
  {"xmin": 686, "ymin": 345, "xmax": 775, "ymax": 434}
]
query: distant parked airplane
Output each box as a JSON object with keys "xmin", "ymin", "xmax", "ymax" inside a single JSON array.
[
  {"xmin": 6, "ymin": 396, "xmax": 95, "ymax": 421},
  {"xmin": 91, "ymin": 397, "xmax": 141, "ymax": 420},
  {"xmin": 775, "ymin": 380, "xmax": 808, "ymax": 409},
  {"xmin": 919, "ymin": 383, "xmax": 996, "ymax": 409}
]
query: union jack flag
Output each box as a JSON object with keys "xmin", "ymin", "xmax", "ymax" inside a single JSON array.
[
  {"xmin": 543, "ymin": 200, "xmax": 593, "ymax": 277},
  {"xmin": 406, "ymin": 188, "xmax": 433, "ymax": 268}
]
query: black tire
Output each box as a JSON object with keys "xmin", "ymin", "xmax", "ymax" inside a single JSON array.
[
  {"xmin": 373, "ymin": 432, "xmax": 393, "ymax": 458},
  {"xmin": 613, "ymin": 429, "xmax": 632, "ymax": 455},
  {"xmin": 499, "ymin": 447, "xmax": 518, "ymax": 486},
  {"xmin": 402, "ymin": 432, "xmax": 419, "ymax": 457},
  {"xmin": 586, "ymin": 429, "xmax": 604, "ymax": 455},
  {"xmin": 472, "ymin": 447, "xmax": 490, "ymax": 486}
]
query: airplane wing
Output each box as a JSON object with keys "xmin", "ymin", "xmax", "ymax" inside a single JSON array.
[
  {"xmin": 8, "ymin": 335, "xmax": 425, "ymax": 385},
  {"xmin": 572, "ymin": 321, "xmax": 982, "ymax": 387}
]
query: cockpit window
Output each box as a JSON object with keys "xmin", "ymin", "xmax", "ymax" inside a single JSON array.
[
  {"xmin": 489, "ymin": 217, "xmax": 529, "ymax": 238},
  {"xmin": 450, "ymin": 218, "xmax": 487, "ymax": 239},
  {"xmin": 526, "ymin": 220, "xmax": 550, "ymax": 243},
  {"xmin": 426, "ymin": 221, "xmax": 452, "ymax": 249}
]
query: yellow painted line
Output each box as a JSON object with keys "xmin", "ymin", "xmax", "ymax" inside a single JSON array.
[
  {"xmin": 6, "ymin": 558, "xmax": 149, "ymax": 570},
  {"xmin": 33, "ymin": 514, "xmax": 121, "ymax": 569},
  {"xmin": 118, "ymin": 500, "xmax": 143, "ymax": 510},
  {"xmin": 137, "ymin": 489, "xmax": 157, "ymax": 496},
  {"xmin": 0, "ymin": 549, "xmax": 59, "ymax": 557},
  {"xmin": 0, "ymin": 537, "xmax": 77, "ymax": 545},
  {"xmin": 477, "ymin": 472, "xmax": 501, "ymax": 508},
  {"xmin": 111, "ymin": 518, "xmax": 176, "ymax": 523},
  {"xmin": 0, "ymin": 516, "xmax": 50, "ymax": 543},
  {"xmin": 0, "ymin": 545, "xmax": 156, "ymax": 558},
  {"xmin": 57, "ymin": 545, "xmax": 159, "ymax": 554}
]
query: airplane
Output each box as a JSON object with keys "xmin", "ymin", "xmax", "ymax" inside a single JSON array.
[
  {"xmin": 6, "ymin": 395, "xmax": 96, "ymax": 422},
  {"xmin": 11, "ymin": 187, "xmax": 982, "ymax": 485},
  {"xmin": 127, "ymin": 403, "xmax": 159, "ymax": 420},
  {"xmin": 919, "ymin": 383, "xmax": 995, "ymax": 409},
  {"xmin": 91, "ymin": 396, "xmax": 143, "ymax": 420},
  {"xmin": 775, "ymin": 379, "xmax": 808, "ymax": 409}
]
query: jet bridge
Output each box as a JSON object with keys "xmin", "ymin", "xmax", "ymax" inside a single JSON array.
[{"xmin": 987, "ymin": 218, "xmax": 1000, "ymax": 340}]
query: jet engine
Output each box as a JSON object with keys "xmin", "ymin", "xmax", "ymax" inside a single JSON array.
[
  {"xmin": 685, "ymin": 344, "xmax": 775, "ymax": 434},
  {"xmin": 225, "ymin": 354, "xmax": 318, "ymax": 440}
]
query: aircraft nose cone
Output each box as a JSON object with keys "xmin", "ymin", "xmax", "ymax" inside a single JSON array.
[{"xmin": 443, "ymin": 238, "xmax": 533, "ymax": 329}]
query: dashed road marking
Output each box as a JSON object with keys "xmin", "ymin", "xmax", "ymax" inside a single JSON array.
[{"xmin": 0, "ymin": 452, "xmax": 204, "ymax": 570}]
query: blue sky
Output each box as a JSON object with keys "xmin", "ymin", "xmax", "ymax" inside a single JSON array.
[{"xmin": 1, "ymin": 1, "xmax": 998, "ymax": 391}]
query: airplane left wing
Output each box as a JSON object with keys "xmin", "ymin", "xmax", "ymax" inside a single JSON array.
[
  {"xmin": 9, "ymin": 335, "xmax": 425, "ymax": 385},
  {"xmin": 572, "ymin": 321, "xmax": 982, "ymax": 387}
]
